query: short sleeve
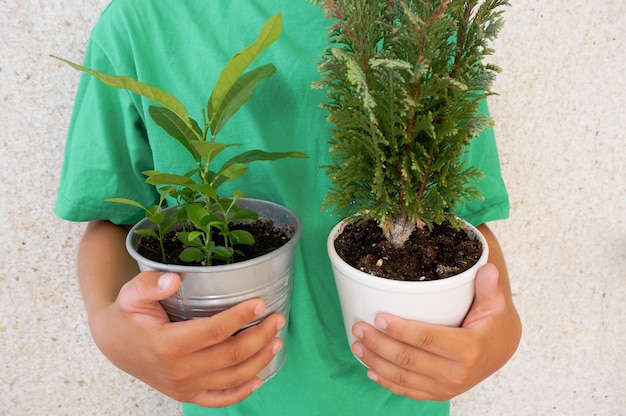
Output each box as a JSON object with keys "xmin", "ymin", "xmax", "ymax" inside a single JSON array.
[{"xmin": 54, "ymin": 40, "xmax": 158, "ymax": 225}]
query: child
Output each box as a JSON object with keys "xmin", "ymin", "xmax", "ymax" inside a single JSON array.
[{"xmin": 55, "ymin": 1, "xmax": 521, "ymax": 414}]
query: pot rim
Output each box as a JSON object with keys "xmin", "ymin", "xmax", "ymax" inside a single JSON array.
[
  {"xmin": 126, "ymin": 198, "xmax": 303, "ymax": 273},
  {"xmin": 327, "ymin": 218, "xmax": 489, "ymax": 291}
]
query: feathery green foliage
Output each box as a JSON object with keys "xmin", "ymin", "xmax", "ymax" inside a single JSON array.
[
  {"xmin": 54, "ymin": 13, "xmax": 307, "ymax": 265},
  {"xmin": 313, "ymin": 0, "xmax": 508, "ymax": 247}
]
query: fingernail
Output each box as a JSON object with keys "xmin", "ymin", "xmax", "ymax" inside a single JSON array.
[
  {"xmin": 367, "ymin": 370, "xmax": 379, "ymax": 383},
  {"xmin": 276, "ymin": 316, "xmax": 286, "ymax": 332},
  {"xmin": 252, "ymin": 380, "xmax": 263, "ymax": 392},
  {"xmin": 374, "ymin": 316, "xmax": 388, "ymax": 331},
  {"xmin": 254, "ymin": 303, "xmax": 266, "ymax": 317},
  {"xmin": 158, "ymin": 273, "xmax": 174, "ymax": 291},
  {"xmin": 352, "ymin": 343, "xmax": 363, "ymax": 358},
  {"xmin": 272, "ymin": 341, "xmax": 283, "ymax": 355},
  {"xmin": 353, "ymin": 326, "xmax": 364, "ymax": 340}
]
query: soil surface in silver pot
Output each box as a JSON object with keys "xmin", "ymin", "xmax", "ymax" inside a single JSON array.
[
  {"xmin": 137, "ymin": 219, "xmax": 293, "ymax": 266},
  {"xmin": 334, "ymin": 220, "xmax": 482, "ymax": 281}
]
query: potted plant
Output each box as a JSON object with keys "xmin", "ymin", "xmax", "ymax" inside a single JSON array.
[
  {"xmin": 312, "ymin": 0, "xmax": 508, "ymax": 350},
  {"xmin": 54, "ymin": 13, "xmax": 305, "ymax": 381}
]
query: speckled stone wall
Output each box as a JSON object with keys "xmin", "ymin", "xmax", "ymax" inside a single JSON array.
[{"xmin": 1, "ymin": 1, "xmax": 624, "ymax": 415}]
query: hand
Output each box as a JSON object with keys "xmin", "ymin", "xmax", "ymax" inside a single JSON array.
[
  {"xmin": 88, "ymin": 271, "xmax": 285, "ymax": 408},
  {"xmin": 351, "ymin": 263, "xmax": 522, "ymax": 402}
]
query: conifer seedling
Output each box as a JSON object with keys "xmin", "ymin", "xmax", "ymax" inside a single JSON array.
[{"xmin": 313, "ymin": 0, "xmax": 508, "ymax": 248}]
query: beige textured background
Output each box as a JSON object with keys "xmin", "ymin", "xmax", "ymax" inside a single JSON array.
[{"xmin": 1, "ymin": 1, "xmax": 624, "ymax": 415}]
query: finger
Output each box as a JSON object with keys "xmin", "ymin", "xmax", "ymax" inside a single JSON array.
[
  {"xmin": 351, "ymin": 333, "xmax": 446, "ymax": 401},
  {"xmin": 365, "ymin": 367, "xmax": 451, "ymax": 402},
  {"xmin": 359, "ymin": 314, "xmax": 470, "ymax": 360},
  {"xmin": 188, "ymin": 377, "xmax": 264, "ymax": 408},
  {"xmin": 185, "ymin": 313, "xmax": 286, "ymax": 374},
  {"xmin": 164, "ymin": 300, "xmax": 276, "ymax": 355},
  {"xmin": 352, "ymin": 323, "xmax": 455, "ymax": 379},
  {"xmin": 197, "ymin": 336, "xmax": 283, "ymax": 391}
]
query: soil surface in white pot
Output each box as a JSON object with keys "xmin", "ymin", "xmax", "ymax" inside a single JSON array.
[
  {"xmin": 334, "ymin": 220, "xmax": 482, "ymax": 281},
  {"xmin": 136, "ymin": 219, "xmax": 293, "ymax": 266}
]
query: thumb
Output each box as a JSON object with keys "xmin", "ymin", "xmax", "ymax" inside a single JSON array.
[
  {"xmin": 463, "ymin": 263, "xmax": 504, "ymax": 327},
  {"xmin": 474, "ymin": 263, "xmax": 500, "ymax": 302},
  {"xmin": 119, "ymin": 272, "xmax": 181, "ymax": 310}
]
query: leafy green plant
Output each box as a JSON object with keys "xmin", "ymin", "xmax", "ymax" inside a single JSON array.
[
  {"xmin": 54, "ymin": 13, "xmax": 307, "ymax": 265},
  {"xmin": 313, "ymin": 0, "xmax": 508, "ymax": 247}
]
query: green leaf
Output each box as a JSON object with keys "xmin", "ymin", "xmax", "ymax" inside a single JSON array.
[
  {"xmin": 212, "ymin": 246, "xmax": 234, "ymax": 261},
  {"xmin": 232, "ymin": 189, "xmax": 247, "ymax": 201},
  {"xmin": 207, "ymin": 13, "xmax": 282, "ymax": 118},
  {"xmin": 145, "ymin": 173, "xmax": 195, "ymax": 187},
  {"xmin": 179, "ymin": 247, "xmax": 206, "ymax": 262},
  {"xmin": 215, "ymin": 163, "xmax": 247, "ymax": 183},
  {"xmin": 209, "ymin": 64, "xmax": 277, "ymax": 136},
  {"xmin": 186, "ymin": 204, "xmax": 210, "ymax": 228},
  {"xmin": 146, "ymin": 210, "xmax": 167, "ymax": 225},
  {"xmin": 105, "ymin": 197, "xmax": 146, "ymax": 210},
  {"xmin": 149, "ymin": 106, "xmax": 202, "ymax": 158},
  {"xmin": 160, "ymin": 215, "xmax": 178, "ymax": 235},
  {"xmin": 229, "ymin": 229, "xmax": 255, "ymax": 245},
  {"xmin": 187, "ymin": 231, "xmax": 204, "ymax": 242},
  {"xmin": 177, "ymin": 232, "xmax": 204, "ymax": 247},
  {"xmin": 188, "ymin": 183, "xmax": 219, "ymax": 201},
  {"xmin": 223, "ymin": 150, "xmax": 308, "ymax": 168},
  {"xmin": 51, "ymin": 56, "xmax": 192, "ymax": 128},
  {"xmin": 189, "ymin": 141, "xmax": 234, "ymax": 163},
  {"xmin": 231, "ymin": 207, "xmax": 258, "ymax": 221},
  {"xmin": 134, "ymin": 229, "xmax": 159, "ymax": 239}
]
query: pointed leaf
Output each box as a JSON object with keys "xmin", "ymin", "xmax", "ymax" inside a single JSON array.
[
  {"xmin": 105, "ymin": 197, "xmax": 147, "ymax": 210},
  {"xmin": 215, "ymin": 163, "xmax": 247, "ymax": 183},
  {"xmin": 208, "ymin": 13, "xmax": 282, "ymax": 117},
  {"xmin": 146, "ymin": 210, "xmax": 167, "ymax": 225},
  {"xmin": 232, "ymin": 189, "xmax": 247, "ymax": 201},
  {"xmin": 134, "ymin": 229, "xmax": 159, "ymax": 239},
  {"xmin": 223, "ymin": 150, "xmax": 308, "ymax": 168},
  {"xmin": 209, "ymin": 64, "xmax": 277, "ymax": 136},
  {"xmin": 187, "ymin": 231, "xmax": 204, "ymax": 243},
  {"xmin": 52, "ymin": 56, "xmax": 191, "ymax": 124},
  {"xmin": 188, "ymin": 183, "xmax": 219, "ymax": 201},
  {"xmin": 145, "ymin": 173, "xmax": 195, "ymax": 187},
  {"xmin": 149, "ymin": 106, "xmax": 202, "ymax": 158},
  {"xmin": 189, "ymin": 141, "xmax": 235, "ymax": 163}
]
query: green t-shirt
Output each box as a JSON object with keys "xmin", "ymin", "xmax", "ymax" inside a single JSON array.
[{"xmin": 55, "ymin": 1, "xmax": 509, "ymax": 415}]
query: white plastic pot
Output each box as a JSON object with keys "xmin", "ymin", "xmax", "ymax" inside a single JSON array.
[
  {"xmin": 327, "ymin": 219, "xmax": 488, "ymax": 350},
  {"xmin": 127, "ymin": 198, "xmax": 302, "ymax": 381}
]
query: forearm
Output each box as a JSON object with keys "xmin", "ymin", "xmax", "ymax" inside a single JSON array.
[
  {"xmin": 77, "ymin": 220, "xmax": 138, "ymax": 316},
  {"xmin": 477, "ymin": 222, "xmax": 521, "ymax": 353}
]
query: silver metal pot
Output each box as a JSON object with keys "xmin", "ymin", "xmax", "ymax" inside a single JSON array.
[{"xmin": 126, "ymin": 198, "xmax": 302, "ymax": 381}]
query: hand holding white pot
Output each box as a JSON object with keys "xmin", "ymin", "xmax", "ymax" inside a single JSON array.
[{"xmin": 350, "ymin": 263, "xmax": 522, "ymax": 402}]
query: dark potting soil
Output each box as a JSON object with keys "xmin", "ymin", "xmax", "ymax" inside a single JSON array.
[
  {"xmin": 334, "ymin": 220, "xmax": 483, "ymax": 281},
  {"xmin": 136, "ymin": 220, "xmax": 292, "ymax": 266}
]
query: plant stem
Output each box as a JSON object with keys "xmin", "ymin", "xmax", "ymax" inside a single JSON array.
[{"xmin": 450, "ymin": 0, "xmax": 476, "ymax": 79}]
